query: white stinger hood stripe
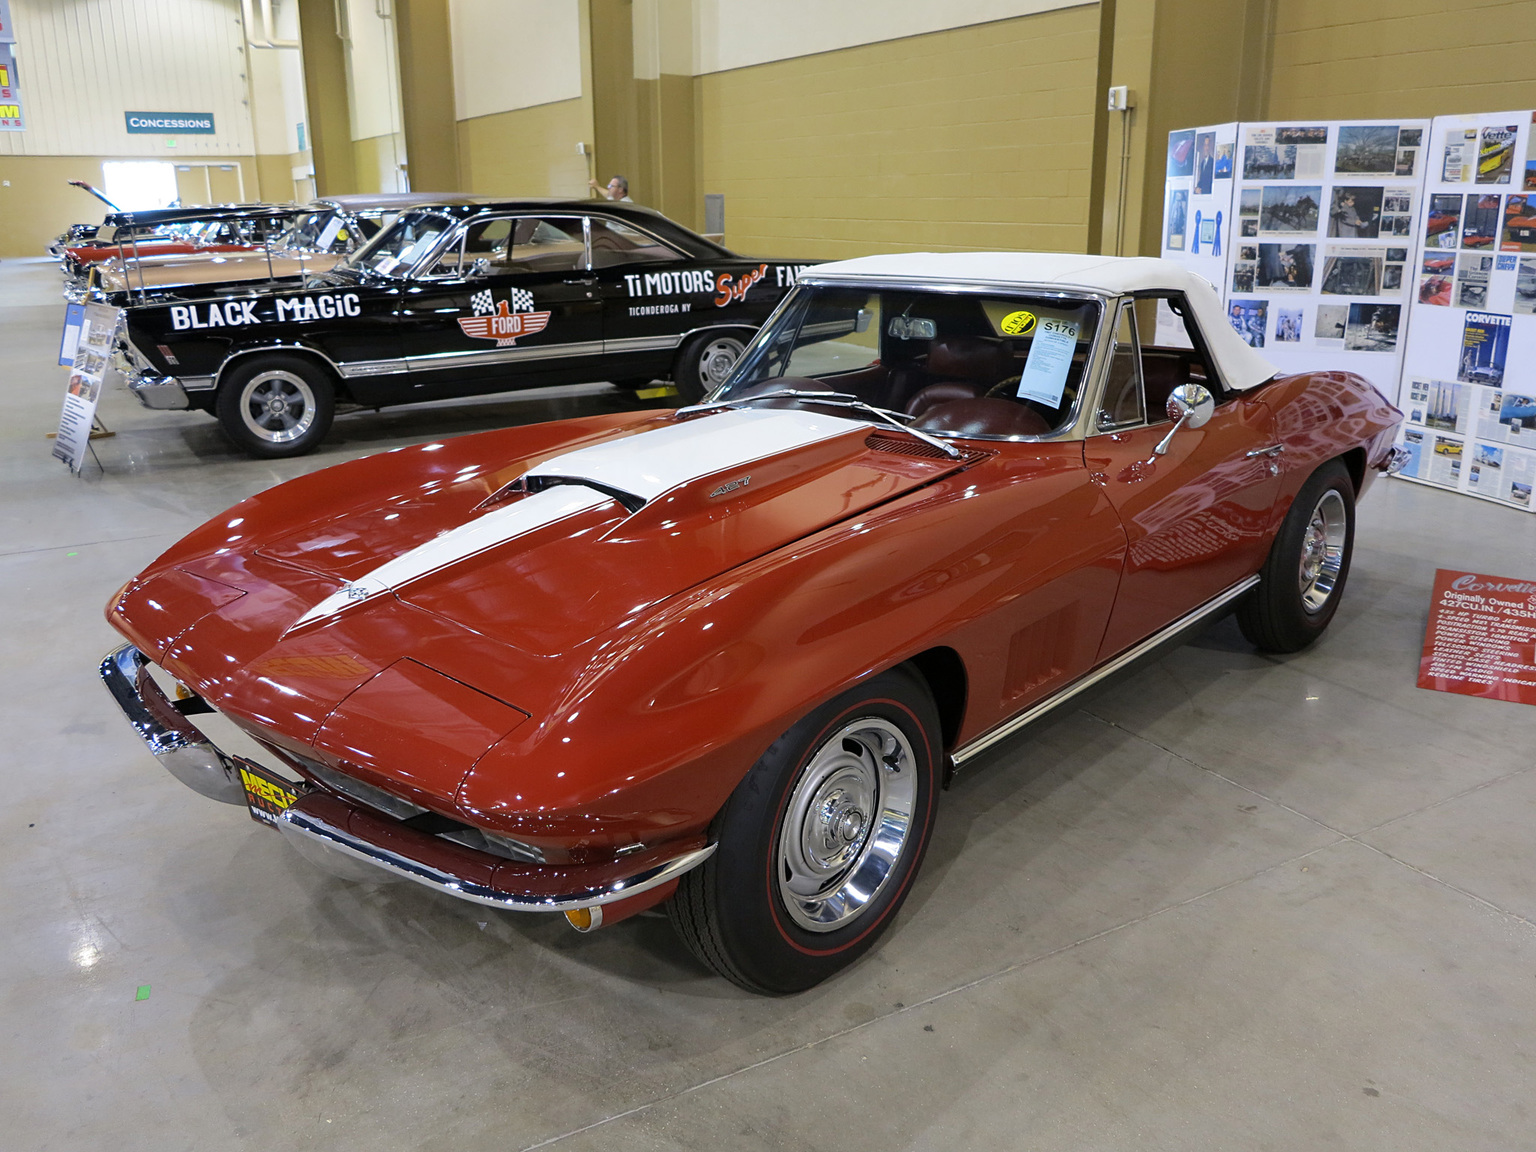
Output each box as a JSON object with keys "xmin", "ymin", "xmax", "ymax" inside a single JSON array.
[
  {"xmin": 288, "ymin": 486, "xmax": 613, "ymax": 630},
  {"xmin": 289, "ymin": 408, "xmax": 866, "ymax": 630},
  {"xmin": 523, "ymin": 407, "xmax": 868, "ymax": 501}
]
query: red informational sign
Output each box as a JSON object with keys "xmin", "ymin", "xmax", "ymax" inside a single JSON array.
[{"xmin": 1419, "ymin": 568, "xmax": 1536, "ymax": 705}]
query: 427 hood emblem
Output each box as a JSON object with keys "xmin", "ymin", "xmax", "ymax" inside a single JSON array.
[{"xmin": 708, "ymin": 475, "xmax": 751, "ymax": 498}]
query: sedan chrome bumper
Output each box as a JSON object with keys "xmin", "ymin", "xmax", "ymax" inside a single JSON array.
[
  {"xmin": 1383, "ymin": 445, "xmax": 1411, "ymax": 475},
  {"xmin": 99, "ymin": 642, "xmax": 714, "ymax": 915},
  {"xmin": 127, "ymin": 370, "xmax": 191, "ymax": 410}
]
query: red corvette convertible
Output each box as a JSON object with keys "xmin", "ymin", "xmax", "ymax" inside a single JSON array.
[{"xmin": 102, "ymin": 253, "xmax": 1405, "ymax": 993}]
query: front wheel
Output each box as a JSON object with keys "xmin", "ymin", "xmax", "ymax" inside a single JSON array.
[
  {"xmin": 673, "ymin": 331, "xmax": 747, "ymax": 404},
  {"xmin": 215, "ymin": 354, "xmax": 336, "ymax": 459},
  {"xmin": 669, "ymin": 665, "xmax": 942, "ymax": 993},
  {"xmin": 1236, "ymin": 459, "xmax": 1356, "ymax": 653}
]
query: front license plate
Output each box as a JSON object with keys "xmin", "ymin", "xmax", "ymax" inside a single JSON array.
[{"xmin": 236, "ymin": 758, "xmax": 307, "ymax": 828}]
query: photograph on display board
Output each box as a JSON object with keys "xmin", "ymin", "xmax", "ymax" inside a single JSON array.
[
  {"xmin": 1458, "ymin": 311, "xmax": 1511, "ymax": 386},
  {"xmin": 1476, "ymin": 125, "xmax": 1518, "ymax": 184},
  {"xmin": 1166, "ymin": 189, "xmax": 1188, "ymax": 250},
  {"xmin": 1256, "ymin": 242, "xmax": 1314, "ymax": 290},
  {"xmin": 1420, "ymin": 253, "xmax": 1455, "ymax": 305},
  {"xmin": 1443, "ymin": 129, "xmax": 1479, "ymax": 182},
  {"xmin": 1515, "ymin": 257, "xmax": 1536, "ymax": 314},
  {"xmin": 1335, "ymin": 125, "xmax": 1400, "ymax": 174},
  {"xmin": 1468, "ymin": 443, "xmax": 1504, "ymax": 495},
  {"xmin": 1381, "ymin": 189, "xmax": 1415, "ymax": 236},
  {"xmin": 1238, "ymin": 188, "xmax": 1260, "ymax": 236},
  {"xmin": 1321, "ymin": 246, "xmax": 1383, "ymax": 295},
  {"xmin": 1344, "ymin": 303, "xmax": 1401, "ymax": 352},
  {"xmin": 1244, "ymin": 135, "xmax": 1297, "ymax": 180},
  {"xmin": 1395, "ymin": 149, "xmax": 1418, "ymax": 177},
  {"xmin": 1214, "ymin": 142, "xmax": 1234, "ymax": 180},
  {"xmin": 1525, "ymin": 157, "xmax": 1536, "ymax": 191},
  {"xmin": 1419, "ymin": 379, "xmax": 1464, "ymax": 431},
  {"xmin": 1228, "ymin": 299, "xmax": 1267, "ymax": 347},
  {"xmin": 1259, "ymin": 185, "xmax": 1321, "ymax": 233},
  {"xmin": 1327, "ymin": 187, "xmax": 1383, "ymax": 237},
  {"xmin": 1194, "ymin": 132, "xmax": 1216, "ymax": 195},
  {"xmin": 1315, "ymin": 304, "xmax": 1348, "ymax": 340},
  {"xmin": 1425, "ymin": 194, "xmax": 1462, "ymax": 249},
  {"xmin": 1275, "ymin": 307, "xmax": 1303, "ymax": 342},
  {"xmin": 1461, "ymin": 194, "xmax": 1502, "ymax": 248},
  {"xmin": 1501, "ymin": 195, "xmax": 1536, "ymax": 251},
  {"xmin": 1383, "ymin": 263, "xmax": 1404, "ymax": 292},
  {"xmin": 1455, "ymin": 255, "xmax": 1492, "ymax": 307},
  {"xmin": 1499, "ymin": 392, "xmax": 1536, "ymax": 432},
  {"xmin": 1167, "ymin": 130, "xmax": 1195, "ymax": 178}
]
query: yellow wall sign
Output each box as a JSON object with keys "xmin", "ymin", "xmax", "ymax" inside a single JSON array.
[{"xmin": 1000, "ymin": 310, "xmax": 1037, "ymax": 335}]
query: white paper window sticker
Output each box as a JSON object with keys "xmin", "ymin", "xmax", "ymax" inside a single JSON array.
[
  {"xmin": 316, "ymin": 214, "xmax": 344, "ymax": 250},
  {"xmin": 1016, "ymin": 317, "xmax": 1080, "ymax": 406}
]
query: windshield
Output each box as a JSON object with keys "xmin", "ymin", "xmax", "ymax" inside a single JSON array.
[
  {"xmin": 274, "ymin": 210, "xmax": 351, "ymax": 253},
  {"xmin": 718, "ymin": 284, "xmax": 1103, "ymax": 438},
  {"xmin": 347, "ymin": 212, "xmax": 454, "ymax": 276}
]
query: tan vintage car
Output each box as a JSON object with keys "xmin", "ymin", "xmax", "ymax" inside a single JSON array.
[{"xmin": 90, "ymin": 192, "xmax": 477, "ymax": 303}]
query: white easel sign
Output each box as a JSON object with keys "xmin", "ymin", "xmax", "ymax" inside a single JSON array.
[{"xmin": 53, "ymin": 303, "xmax": 122, "ymax": 474}]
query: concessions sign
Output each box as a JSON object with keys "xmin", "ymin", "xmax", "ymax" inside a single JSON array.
[
  {"xmin": 53, "ymin": 303, "xmax": 122, "ymax": 474},
  {"xmin": 1419, "ymin": 568, "xmax": 1536, "ymax": 705}
]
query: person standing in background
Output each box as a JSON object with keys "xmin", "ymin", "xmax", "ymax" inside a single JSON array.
[{"xmin": 590, "ymin": 175, "xmax": 633, "ymax": 202}]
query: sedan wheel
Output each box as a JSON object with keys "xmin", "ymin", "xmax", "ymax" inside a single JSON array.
[
  {"xmin": 669, "ymin": 665, "xmax": 941, "ymax": 993},
  {"xmin": 215, "ymin": 354, "xmax": 336, "ymax": 459},
  {"xmin": 674, "ymin": 331, "xmax": 746, "ymax": 403},
  {"xmin": 1237, "ymin": 459, "xmax": 1355, "ymax": 652}
]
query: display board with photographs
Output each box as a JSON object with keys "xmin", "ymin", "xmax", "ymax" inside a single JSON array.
[
  {"xmin": 1157, "ymin": 123, "xmax": 1239, "ymax": 346},
  {"xmin": 1397, "ymin": 109, "xmax": 1536, "ymax": 511},
  {"xmin": 1219, "ymin": 118, "xmax": 1428, "ymax": 397}
]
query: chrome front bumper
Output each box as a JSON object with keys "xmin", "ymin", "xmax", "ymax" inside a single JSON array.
[
  {"xmin": 99, "ymin": 643, "xmax": 713, "ymax": 914},
  {"xmin": 127, "ymin": 370, "xmax": 191, "ymax": 410},
  {"xmin": 1383, "ymin": 445, "xmax": 1411, "ymax": 475}
]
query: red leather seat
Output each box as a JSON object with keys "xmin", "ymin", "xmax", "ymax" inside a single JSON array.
[{"xmin": 911, "ymin": 398, "xmax": 1052, "ymax": 438}]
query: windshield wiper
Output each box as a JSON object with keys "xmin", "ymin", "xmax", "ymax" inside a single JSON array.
[{"xmin": 678, "ymin": 388, "xmax": 963, "ymax": 459}]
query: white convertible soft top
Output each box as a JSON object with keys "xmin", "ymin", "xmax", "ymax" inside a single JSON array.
[{"xmin": 806, "ymin": 252, "xmax": 1279, "ymax": 392}]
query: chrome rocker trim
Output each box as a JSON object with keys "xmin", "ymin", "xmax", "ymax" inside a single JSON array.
[
  {"xmin": 951, "ymin": 574, "xmax": 1261, "ymax": 767},
  {"xmin": 100, "ymin": 642, "xmax": 716, "ymax": 912},
  {"xmin": 276, "ymin": 807, "xmax": 716, "ymax": 913}
]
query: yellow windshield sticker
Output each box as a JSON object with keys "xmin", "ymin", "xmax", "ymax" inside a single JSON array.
[{"xmin": 1000, "ymin": 310, "xmax": 1037, "ymax": 336}]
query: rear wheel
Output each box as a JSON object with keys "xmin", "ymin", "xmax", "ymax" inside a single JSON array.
[
  {"xmin": 669, "ymin": 665, "xmax": 942, "ymax": 993},
  {"xmin": 673, "ymin": 331, "xmax": 747, "ymax": 404},
  {"xmin": 1236, "ymin": 460, "xmax": 1355, "ymax": 653},
  {"xmin": 215, "ymin": 354, "xmax": 336, "ymax": 459}
]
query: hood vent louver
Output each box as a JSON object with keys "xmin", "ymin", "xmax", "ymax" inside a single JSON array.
[{"xmin": 525, "ymin": 475, "xmax": 647, "ymax": 514}]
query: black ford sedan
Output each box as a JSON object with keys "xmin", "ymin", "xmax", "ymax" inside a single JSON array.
[{"xmin": 117, "ymin": 199, "xmax": 818, "ymax": 456}]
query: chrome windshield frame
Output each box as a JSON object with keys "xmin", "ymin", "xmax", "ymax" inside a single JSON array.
[{"xmin": 712, "ymin": 274, "xmax": 1119, "ymax": 444}]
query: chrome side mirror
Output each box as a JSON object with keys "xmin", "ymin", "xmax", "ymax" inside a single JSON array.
[
  {"xmin": 1151, "ymin": 384, "xmax": 1214, "ymax": 459},
  {"xmin": 467, "ymin": 257, "xmax": 492, "ymax": 279},
  {"xmin": 1165, "ymin": 383, "xmax": 1214, "ymax": 429}
]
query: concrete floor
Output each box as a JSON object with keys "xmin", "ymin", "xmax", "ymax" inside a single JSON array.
[{"xmin": 5, "ymin": 254, "xmax": 1536, "ymax": 1151}]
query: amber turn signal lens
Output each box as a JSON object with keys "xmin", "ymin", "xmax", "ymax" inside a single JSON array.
[{"xmin": 565, "ymin": 908, "xmax": 594, "ymax": 932}]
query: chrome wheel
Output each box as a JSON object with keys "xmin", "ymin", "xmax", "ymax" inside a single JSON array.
[
  {"xmin": 695, "ymin": 336, "xmax": 744, "ymax": 390},
  {"xmin": 1298, "ymin": 489, "xmax": 1347, "ymax": 613},
  {"xmin": 777, "ymin": 717, "xmax": 917, "ymax": 933},
  {"xmin": 238, "ymin": 370, "xmax": 317, "ymax": 444}
]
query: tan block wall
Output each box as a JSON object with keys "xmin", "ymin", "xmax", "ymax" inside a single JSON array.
[
  {"xmin": 1268, "ymin": 0, "xmax": 1536, "ymax": 119},
  {"xmin": 457, "ymin": 98, "xmax": 595, "ymax": 198},
  {"xmin": 0, "ymin": 154, "xmax": 275, "ymax": 258},
  {"xmin": 696, "ymin": 7, "xmax": 1102, "ymax": 260}
]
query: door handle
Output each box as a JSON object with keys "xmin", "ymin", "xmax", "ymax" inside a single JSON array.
[
  {"xmin": 1245, "ymin": 444, "xmax": 1285, "ymax": 458},
  {"xmin": 562, "ymin": 275, "xmax": 597, "ymax": 286}
]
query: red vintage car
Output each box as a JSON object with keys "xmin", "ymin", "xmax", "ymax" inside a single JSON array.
[{"xmin": 101, "ymin": 254, "xmax": 1405, "ymax": 993}]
